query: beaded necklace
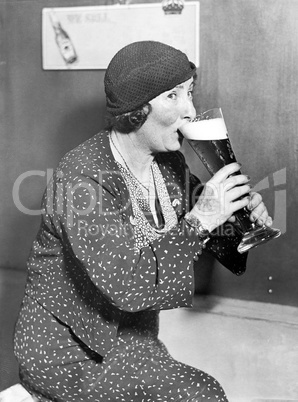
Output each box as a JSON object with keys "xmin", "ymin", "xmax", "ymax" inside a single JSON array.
[
  {"xmin": 118, "ymin": 161, "xmax": 178, "ymax": 252},
  {"xmin": 109, "ymin": 133, "xmax": 178, "ymax": 251}
]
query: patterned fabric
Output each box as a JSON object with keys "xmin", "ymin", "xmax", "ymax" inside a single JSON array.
[
  {"xmin": 14, "ymin": 130, "xmax": 246, "ymax": 401},
  {"xmin": 15, "ymin": 297, "xmax": 228, "ymax": 401},
  {"xmin": 117, "ymin": 160, "xmax": 178, "ymax": 252}
]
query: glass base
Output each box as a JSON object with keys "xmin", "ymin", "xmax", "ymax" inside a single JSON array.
[{"xmin": 237, "ymin": 225, "xmax": 281, "ymax": 254}]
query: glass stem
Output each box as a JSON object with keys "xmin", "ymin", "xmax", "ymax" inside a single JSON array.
[{"xmin": 234, "ymin": 208, "xmax": 254, "ymax": 234}]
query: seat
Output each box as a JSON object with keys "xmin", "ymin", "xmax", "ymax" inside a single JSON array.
[{"xmin": 0, "ymin": 383, "xmax": 38, "ymax": 402}]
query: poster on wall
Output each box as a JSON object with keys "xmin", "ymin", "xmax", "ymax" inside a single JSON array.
[{"xmin": 42, "ymin": 2, "xmax": 199, "ymax": 70}]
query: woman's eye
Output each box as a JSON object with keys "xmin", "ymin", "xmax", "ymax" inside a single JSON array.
[
  {"xmin": 167, "ymin": 92, "xmax": 177, "ymax": 100},
  {"xmin": 188, "ymin": 90, "xmax": 193, "ymax": 99}
]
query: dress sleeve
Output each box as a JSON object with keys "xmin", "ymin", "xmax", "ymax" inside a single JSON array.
[
  {"xmin": 49, "ymin": 165, "xmax": 201, "ymax": 313},
  {"xmin": 204, "ymin": 223, "xmax": 248, "ymax": 275}
]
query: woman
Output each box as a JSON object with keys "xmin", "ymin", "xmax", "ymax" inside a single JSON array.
[{"xmin": 14, "ymin": 41, "xmax": 272, "ymax": 401}]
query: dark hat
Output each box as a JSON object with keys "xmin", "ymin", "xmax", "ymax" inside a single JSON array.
[{"xmin": 104, "ymin": 41, "xmax": 196, "ymax": 116}]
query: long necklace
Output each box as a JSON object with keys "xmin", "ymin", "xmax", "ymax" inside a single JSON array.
[
  {"xmin": 109, "ymin": 133, "xmax": 151, "ymax": 193},
  {"xmin": 121, "ymin": 160, "xmax": 178, "ymax": 252}
]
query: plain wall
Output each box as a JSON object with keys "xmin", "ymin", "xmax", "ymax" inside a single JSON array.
[{"xmin": 0, "ymin": 0, "xmax": 297, "ymax": 306}]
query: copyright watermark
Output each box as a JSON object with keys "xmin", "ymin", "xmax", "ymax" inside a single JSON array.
[{"xmin": 11, "ymin": 167, "xmax": 287, "ymax": 233}]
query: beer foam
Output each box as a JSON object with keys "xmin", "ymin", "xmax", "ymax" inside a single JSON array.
[{"xmin": 180, "ymin": 118, "xmax": 228, "ymax": 140}]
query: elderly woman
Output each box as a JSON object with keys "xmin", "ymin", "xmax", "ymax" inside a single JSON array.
[{"xmin": 14, "ymin": 41, "xmax": 271, "ymax": 401}]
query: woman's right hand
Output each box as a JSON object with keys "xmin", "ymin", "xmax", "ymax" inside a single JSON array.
[{"xmin": 189, "ymin": 162, "xmax": 251, "ymax": 232}]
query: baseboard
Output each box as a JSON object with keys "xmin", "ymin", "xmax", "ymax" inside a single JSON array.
[{"xmin": 192, "ymin": 295, "xmax": 298, "ymax": 327}]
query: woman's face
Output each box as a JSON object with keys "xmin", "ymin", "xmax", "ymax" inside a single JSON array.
[{"xmin": 138, "ymin": 77, "xmax": 196, "ymax": 153}]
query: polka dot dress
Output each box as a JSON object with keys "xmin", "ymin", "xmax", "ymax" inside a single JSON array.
[
  {"xmin": 14, "ymin": 131, "xmax": 245, "ymax": 401},
  {"xmin": 14, "ymin": 299, "xmax": 227, "ymax": 401}
]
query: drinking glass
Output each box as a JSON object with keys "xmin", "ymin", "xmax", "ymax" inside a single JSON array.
[{"xmin": 179, "ymin": 107, "xmax": 281, "ymax": 253}]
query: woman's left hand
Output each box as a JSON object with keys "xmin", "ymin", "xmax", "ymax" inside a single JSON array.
[
  {"xmin": 229, "ymin": 191, "xmax": 273, "ymax": 227},
  {"xmin": 247, "ymin": 191, "xmax": 273, "ymax": 226}
]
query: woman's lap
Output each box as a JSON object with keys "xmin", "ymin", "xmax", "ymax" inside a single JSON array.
[
  {"xmin": 74, "ymin": 336, "xmax": 228, "ymax": 401},
  {"xmin": 14, "ymin": 299, "xmax": 228, "ymax": 401}
]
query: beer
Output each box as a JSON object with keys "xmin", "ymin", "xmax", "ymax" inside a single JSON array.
[
  {"xmin": 180, "ymin": 109, "xmax": 281, "ymax": 253},
  {"xmin": 180, "ymin": 117, "xmax": 236, "ymax": 175}
]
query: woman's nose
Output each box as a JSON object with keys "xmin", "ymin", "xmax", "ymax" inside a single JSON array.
[{"xmin": 182, "ymin": 99, "xmax": 196, "ymax": 121}]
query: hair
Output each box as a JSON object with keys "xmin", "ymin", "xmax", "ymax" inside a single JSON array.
[{"xmin": 105, "ymin": 103, "xmax": 152, "ymax": 134}]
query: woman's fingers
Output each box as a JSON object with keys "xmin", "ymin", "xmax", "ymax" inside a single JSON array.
[
  {"xmin": 226, "ymin": 184, "xmax": 252, "ymax": 203},
  {"xmin": 224, "ymin": 174, "xmax": 250, "ymax": 191},
  {"xmin": 247, "ymin": 192, "xmax": 273, "ymax": 226},
  {"xmin": 251, "ymin": 209, "xmax": 272, "ymax": 227},
  {"xmin": 195, "ymin": 176, "xmax": 274, "ymax": 232},
  {"xmin": 230, "ymin": 196, "xmax": 251, "ymax": 214},
  {"xmin": 211, "ymin": 162, "xmax": 242, "ymax": 183}
]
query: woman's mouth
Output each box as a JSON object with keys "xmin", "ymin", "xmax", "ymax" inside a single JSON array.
[{"xmin": 177, "ymin": 130, "xmax": 184, "ymax": 145}]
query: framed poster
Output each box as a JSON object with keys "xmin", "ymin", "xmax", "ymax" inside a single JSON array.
[{"xmin": 42, "ymin": 2, "xmax": 199, "ymax": 70}]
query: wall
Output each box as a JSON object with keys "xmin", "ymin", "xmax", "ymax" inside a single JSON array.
[
  {"xmin": 0, "ymin": 0, "xmax": 297, "ymax": 306},
  {"xmin": 191, "ymin": 0, "xmax": 298, "ymax": 307},
  {"xmin": 1, "ymin": 0, "xmax": 107, "ymax": 268}
]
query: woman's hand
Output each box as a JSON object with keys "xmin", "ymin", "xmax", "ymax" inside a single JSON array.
[
  {"xmin": 241, "ymin": 191, "xmax": 273, "ymax": 227},
  {"xmin": 190, "ymin": 163, "xmax": 252, "ymax": 232},
  {"xmin": 190, "ymin": 163, "xmax": 273, "ymax": 232}
]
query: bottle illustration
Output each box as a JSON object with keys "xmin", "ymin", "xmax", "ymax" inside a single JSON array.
[{"xmin": 49, "ymin": 10, "xmax": 78, "ymax": 65}]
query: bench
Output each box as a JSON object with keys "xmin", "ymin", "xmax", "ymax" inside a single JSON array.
[{"xmin": 0, "ymin": 384, "xmax": 38, "ymax": 402}]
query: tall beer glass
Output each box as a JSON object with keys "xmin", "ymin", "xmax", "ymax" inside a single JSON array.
[{"xmin": 180, "ymin": 108, "xmax": 281, "ymax": 253}]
